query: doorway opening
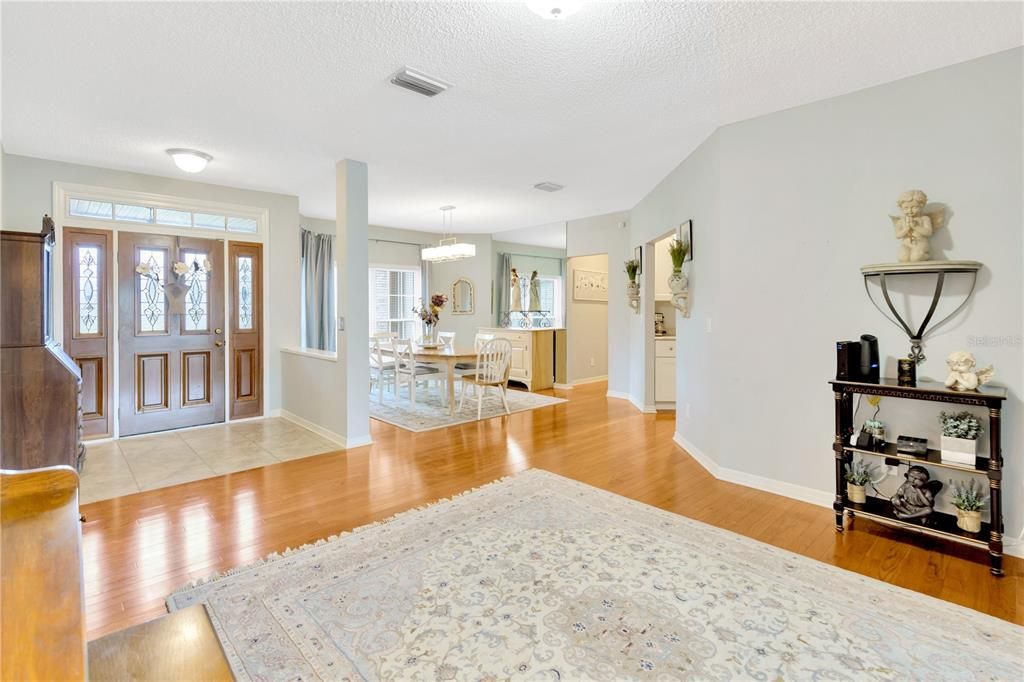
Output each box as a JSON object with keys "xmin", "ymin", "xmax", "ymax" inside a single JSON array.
[{"xmin": 648, "ymin": 230, "xmax": 677, "ymax": 410}]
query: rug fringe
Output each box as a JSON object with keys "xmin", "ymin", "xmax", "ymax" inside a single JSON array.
[{"xmin": 166, "ymin": 470, "xmax": 530, "ymax": 606}]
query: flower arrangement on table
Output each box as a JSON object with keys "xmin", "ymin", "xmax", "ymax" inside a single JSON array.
[{"xmin": 413, "ymin": 293, "xmax": 448, "ymax": 342}]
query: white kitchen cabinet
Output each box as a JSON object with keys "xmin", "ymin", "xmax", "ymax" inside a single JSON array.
[{"xmin": 654, "ymin": 337, "xmax": 676, "ymax": 403}]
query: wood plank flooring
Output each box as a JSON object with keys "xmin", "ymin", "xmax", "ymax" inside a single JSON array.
[{"xmin": 80, "ymin": 382, "xmax": 1022, "ymax": 640}]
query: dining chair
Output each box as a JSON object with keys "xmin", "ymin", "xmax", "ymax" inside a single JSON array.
[
  {"xmin": 368, "ymin": 337, "xmax": 396, "ymax": 404},
  {"xmin": 454, "ymin": 332, "xmax": 494, "ymax": 378},
  {"xmin": 393, "ymin": 339, "xmax": 441, "ymax": 406},
  {"xmin": 458, "ymin": 338, "xmax": 512, "ymax": 419}
]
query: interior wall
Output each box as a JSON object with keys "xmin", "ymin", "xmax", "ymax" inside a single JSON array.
[
  {"xmin": 1, "ymin": 153, "xmax": 302, "ymax": 415},
  {"xmin": 628, "ymin": 47, "xmax": 1023, "ymax": 545},
  {"xmin": 566, "ymin": 211, "xmax": 630, "ymax": 396},
  {"xmin": 566, "ymin": 253, "xmax": 609, "ymax": 383}
]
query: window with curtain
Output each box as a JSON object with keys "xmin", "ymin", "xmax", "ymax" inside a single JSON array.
[
  {"xmin": 517, "ymin": 275, "xmax": 563, "ymax": 327},
  {"xmin": 368, "ymin": 267, "xmax": 423, "ymax": 340},
  {"xmin": 300, "ymin": 228, "xmax": 336, "ymax": 352}
]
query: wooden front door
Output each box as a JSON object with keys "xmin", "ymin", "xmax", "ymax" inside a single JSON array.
[{"xmin": 117, "ymin": 233, "xmax": 225, "ymax": 436}]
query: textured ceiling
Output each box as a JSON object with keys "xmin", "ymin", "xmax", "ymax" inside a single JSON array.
[{"xmin": 2, "ymin": 1, "xmax": 1021, "ymax": 238}]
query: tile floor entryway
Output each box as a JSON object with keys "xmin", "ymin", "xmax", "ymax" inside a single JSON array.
[{"xmin": 79, "ymin": 418, "xmax": 340, "ymax": 504}]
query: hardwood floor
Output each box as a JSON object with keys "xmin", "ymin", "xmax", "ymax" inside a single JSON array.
[{"xmin": 80, "ymin": 382, "xmax": 1022, "ymax": 640}]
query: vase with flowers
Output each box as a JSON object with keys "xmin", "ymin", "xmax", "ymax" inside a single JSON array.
[{"xmin": 414, "ymin": 293, "xmax": 448, "ymax": 345}]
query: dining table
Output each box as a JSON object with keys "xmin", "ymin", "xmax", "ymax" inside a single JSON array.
[{"xmin": 379, "ymin": 343, "xmax": 478, "ymax": 416}]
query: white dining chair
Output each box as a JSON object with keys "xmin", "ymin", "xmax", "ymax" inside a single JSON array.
[
  {"xmin": 458, "ymin": 338, "xmax": 512, "ymax": 419},
  {"xmin": 369, "ymin": 337, "xmax": 397, "ymax": 403},
  {"xmin": 454, "ymin": 332, "xmax": 494, "ymax": 379},
  {"xmin": 393, "ymin": 339, "xmax": 441, "ymax": 406}
]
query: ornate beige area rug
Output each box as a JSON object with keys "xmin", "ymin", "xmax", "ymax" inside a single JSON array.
[{"xmin": 168, "ymin": 470, "xmax": 1022, "ymax": 681}]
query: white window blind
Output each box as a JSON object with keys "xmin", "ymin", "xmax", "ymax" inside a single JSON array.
[{"xmin": 368, "ymin": 267, "xmax": 422, "ymax": 340}]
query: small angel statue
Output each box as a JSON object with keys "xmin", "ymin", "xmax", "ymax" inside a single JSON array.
[
  {"xmin": 510, "ymin": 268, "xmax": 522, "ymax": 313},
  {"xmin": 890, "ymin": 189, "xmax": 944, "ymax": 263},
  {"xmin": 945, "ymin": 350, "xmax": 994, "ymax": 391},
  {"xmin": 527, "ymin": 270, "xmax": 541, "ymax": 311}
]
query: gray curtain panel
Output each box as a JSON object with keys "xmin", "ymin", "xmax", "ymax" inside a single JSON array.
[
  {"xmin": 495, "ymin": 252, "xmax": 511, "ymax": 325},
  {"xmin": 301, "ymin": 228, "xmax": 336, "ymax": 352}
]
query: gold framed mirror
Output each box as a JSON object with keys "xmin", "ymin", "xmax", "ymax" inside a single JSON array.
[{"xmin": 451, "ymin": 278, "xmax": 474, "ymax": 315}]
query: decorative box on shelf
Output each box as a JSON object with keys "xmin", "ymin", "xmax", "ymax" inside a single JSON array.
[{"xmin": 829, "ymin": 377, "xmax": 1007, "ymax": 576}]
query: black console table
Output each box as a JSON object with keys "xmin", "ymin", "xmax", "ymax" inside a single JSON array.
[{"xmin": 830, "ymin": 378, "xmax": 1007, "ymax": 575}]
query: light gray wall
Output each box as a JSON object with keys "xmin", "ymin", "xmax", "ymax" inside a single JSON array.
[
  {"xmin": 1, "ymin": 153, "xmax": 302, "ymax": 414},
  {"xmin": 628, "ymin": 48, "xmax": 1023, "ymax": 542},
  {"xmin": 566, "ymin": 253, "xmax": 609, "ymax": 383},
  {"xmin": 566, "ymin": 211, "xmax": 630, "ymax": 395}
]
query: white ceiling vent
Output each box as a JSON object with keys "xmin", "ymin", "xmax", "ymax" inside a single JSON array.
[
  {"xmin": 390, "ymin": 67, "xmax": 450, "ymax": 97},
  {"xmin": 533, "ymin": 181, "xmax": 565, "ymax": 192}
]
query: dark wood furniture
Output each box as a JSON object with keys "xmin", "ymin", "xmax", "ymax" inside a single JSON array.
[
  {"xmin": 1, "ymin": 220, "xmax": 84, "ymax": 471},
  {"xmin": 831, "ymin": 378, "xmax": 1007, "ymax": 575},
  {"xmin": 0, "ymin": 466, "xmax": 86, "ymax": 680}
]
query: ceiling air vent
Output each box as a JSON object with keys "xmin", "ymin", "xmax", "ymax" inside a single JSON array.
[
  {"xmin": 533, "ymin": 182, "xmax": 565, "ymax": 192},
  {"xmin": 390, "ymin": 67, "xmax": 450, "ymax": 97}
]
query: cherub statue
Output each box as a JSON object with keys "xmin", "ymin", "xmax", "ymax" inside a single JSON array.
[
  {"xmin": 890, "ymin": 465, "xmax": 941, "ymax": 521},
  {"xmin": 889, "ymin": 190, "xmax": 944, "ymax": 263},
  {"xmin": 945, "ymin": 351, "xmax": 994, "ymax": 391}
]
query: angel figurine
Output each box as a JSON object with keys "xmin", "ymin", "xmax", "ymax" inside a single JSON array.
[
  {"xmin": 945, "ymin": 351, "xmax": 994, "ymax": 391},
  {"xmin": 890, "ymin": 190, "xmax": 944, "ymax": 263},
  {"xmin": 528, "ymin": 270, "xmax": 541, "ymax": 312},
  {"xmin": 510, "ymin": 268, "xmax": 522, "ymax": 313}
]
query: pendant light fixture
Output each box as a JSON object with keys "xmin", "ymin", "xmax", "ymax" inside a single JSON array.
[{"xmin": 421, "ymin": 206, "xmax": 476, "ymax": 263}]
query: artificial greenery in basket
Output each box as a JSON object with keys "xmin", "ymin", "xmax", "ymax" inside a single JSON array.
[
  {"xmin": 948, "ymin": 478, "xmax": 987, "ymax": 533},
  {"xmin": 843, "ymin": 458, "xmax": 877, "ymax": 504}
]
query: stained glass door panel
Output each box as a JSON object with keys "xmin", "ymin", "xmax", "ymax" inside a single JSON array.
[
  {"xmin": 117, "ymin": 232, "xmax": 225, "ymax": 436},
  {"xmin": 228, "ymin": 242, "xmax": 263, "ymax": 419}
]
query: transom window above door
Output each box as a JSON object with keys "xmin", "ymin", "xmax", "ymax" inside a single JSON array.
[{"xmin": 68, "ymin": 197, "xmax": 258, "ymax": 233}]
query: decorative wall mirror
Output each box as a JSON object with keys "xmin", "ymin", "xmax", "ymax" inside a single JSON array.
[{"xmin": 451, "ymin": 278, "xmax": 474, "ymax": 315}]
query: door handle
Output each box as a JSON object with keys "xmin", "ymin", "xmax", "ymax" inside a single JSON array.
[
  {"xmin": 215, "ymin": 328, "xmax": 223, "ymax": 334},
  {"xmin": 215, "ymin": 341, "xmax": 225, "ymax": 347}
]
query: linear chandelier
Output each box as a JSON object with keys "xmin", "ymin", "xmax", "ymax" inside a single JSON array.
[{"xmin": 421, "ymin": 205, "xmax": 476, "ymax": 263}]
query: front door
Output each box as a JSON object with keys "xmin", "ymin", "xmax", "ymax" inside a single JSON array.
[{"xmin": 118, "ymin": 232, "xmax": 225, "ymax": 436}]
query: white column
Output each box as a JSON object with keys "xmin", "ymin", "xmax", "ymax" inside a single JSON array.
[{"xmin": 336, "ymin": 159, "xmax": 371, "ymax": 446}]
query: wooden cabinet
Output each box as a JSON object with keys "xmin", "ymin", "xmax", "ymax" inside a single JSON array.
[
  {"xmin": 654, "ymin": 337, "xmax": 676, "ymax": 403},
  {"xmin": 1, "ymin": 221, "xmax": 85, "ymax": 472},
  {"xmin": 479, "ymin": 327, "xmax": 557, "ymax": 391}
]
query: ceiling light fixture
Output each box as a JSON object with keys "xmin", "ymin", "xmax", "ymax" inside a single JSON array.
[
  {"xmin": 166, "ymin": 148, "xmax": 213, "ymax": 173},
  {"xmin": 526, "ymin": 0, "xmax": 583, "ymax": 20},
  {"xmin": 421, "ymin": 206, "xmax": 476, "ymax": 263}
]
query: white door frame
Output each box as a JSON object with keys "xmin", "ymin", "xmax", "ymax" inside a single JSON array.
[{"xmin": 52, "ymin": 182, "xmax": 271, "ymax": 438}]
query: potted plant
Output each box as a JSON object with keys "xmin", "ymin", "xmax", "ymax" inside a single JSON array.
[
  {"xmin": 939, "ymin": 411, "xmax": 982, "ymax": 465},
  {"xmin": 666, "ymin": 238, "xmax": 689, "ymax": 292},
  {"xmin": 844, "ymin": 458, "xmax": 877, "ymax": 504},
  {"xmin": 624, "ymin": 259, "xmax": 641, "ymax": 312},
  {"xmin": 949, "ymin": 479, "xmax": 986, "ymax": 533}
]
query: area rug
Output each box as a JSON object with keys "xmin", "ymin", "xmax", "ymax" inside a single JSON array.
[
  {"xmin": 168, "ymin": 470, "xmax": 1023, "ymax": 681},
  {"xmin": 368, "ymin": 385, "xmax": 566, "ymax": 432}
]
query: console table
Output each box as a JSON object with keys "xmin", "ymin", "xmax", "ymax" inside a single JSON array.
[{"xmin": 830, "ymin": 378, "xmax": 1006, "ymax": 575}]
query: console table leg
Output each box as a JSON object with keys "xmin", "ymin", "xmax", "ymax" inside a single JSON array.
[{"xmin": 989, "ymin": 546, "xmax": 1003, "ymax": 576}]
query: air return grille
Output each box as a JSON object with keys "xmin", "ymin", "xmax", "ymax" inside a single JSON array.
[
  {"xmin": 390, "ymin": 67, "xmax": 450, "ymax": 97},
  {"xmin": 533, "ymin": 182, "xmax": 565, "ymax": 192}
]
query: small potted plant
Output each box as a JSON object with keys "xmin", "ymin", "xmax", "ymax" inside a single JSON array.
[
  {"xmin": 667, "ymin": 238, "xmax": 689, "ymax": 290},
  {"xmin": 939, "ymin": 411, "xmax": 982, "ymax": 466},
  {"xmin": 624, "ymin": 259, "xmax": 641, "ymax": 313},
  {"xmin": 949, "ymin": 479, "xmax": 986, "ymax": 533},
  {"xmin": 844, "ymin": 458, "xmax": 877, "ymax": 504}
]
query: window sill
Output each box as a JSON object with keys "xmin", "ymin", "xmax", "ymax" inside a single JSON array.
[{"xmin": 281, "ymin": 347, "xmax": 338, "ymax": 362}]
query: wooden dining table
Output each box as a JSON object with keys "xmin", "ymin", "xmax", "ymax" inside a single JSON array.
[{"xmin": 379, "ymin": 343, "xmax": 478, "ymax": 416}]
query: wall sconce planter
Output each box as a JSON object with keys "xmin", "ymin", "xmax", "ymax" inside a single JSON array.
[
  {"xmin": 626, "ymin": 281, "xmax": 641, "ymax": 313},
  {"xmin": 668, "ymin": 271, "xmax": 690, "ymax": 317}
]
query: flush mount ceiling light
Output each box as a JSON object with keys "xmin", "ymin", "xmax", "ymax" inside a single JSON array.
[
  {"xmin": 166, "ymin": 148, "xmax": 213, "ymax": 173},
  {"xmin": 526, "ymin": 0, "xmax": 583, "ymax": 20},
  {"xmin": 421, "ymin": 206, "xmax": 476, "ymax": 263}
]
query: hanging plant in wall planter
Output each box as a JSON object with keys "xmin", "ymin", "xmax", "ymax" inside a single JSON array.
[
  {"xmin": 667, "ymin": 237, "xmax": 690, "ymax": 318},
  {"xmin": 136, "ymin": 258, "xmax": 211, "ymax": 315},
  {"xmin": 624, "ymin": 259, "xmax": 641, "ymax": 313}
]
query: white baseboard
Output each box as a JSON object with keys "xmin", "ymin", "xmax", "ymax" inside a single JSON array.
[
  {"xmin": 670, "ymin": 431, "xmax": 1024, "ymax": 559},
  {"xmin": 571, "ymin": 375, "xmax": 608, "ymax": 387},
  {"xmin": 553, "ymin": 383, "xmax": 573, "ymax": 390},
  {"xmin": 605, "ymin": 390, "xmax": 656, "ymax": 414},
  {"xmin": 279, "ymin": 410, "xmax": 373, "ymax": 450},
  {"xmin": 606, "ymin": 390, "xmax": 631, "ymax": 401},
  {"xmin": 673, "ymin": 432, "xmax": 837, "ymax": 509}
]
